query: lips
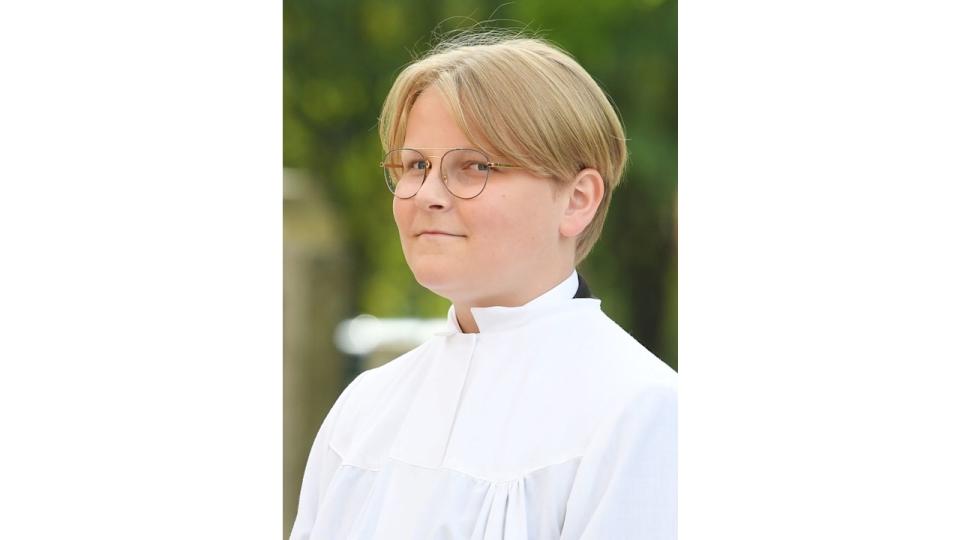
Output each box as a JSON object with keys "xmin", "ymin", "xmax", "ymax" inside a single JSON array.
[{"xmin": 417, "ymin": 230, "xmax": 465, "ymax": 237}]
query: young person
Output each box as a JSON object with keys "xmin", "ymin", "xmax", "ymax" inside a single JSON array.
[{"xmin": 291, "ymin": 32, "xmax": 677, "ymax": 540}]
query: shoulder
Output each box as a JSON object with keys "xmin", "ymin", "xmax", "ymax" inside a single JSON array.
[
  {"xmin": 552, "ymin": 303, "xmax": 676, "ymax": 395},
  {"xmin": 505, "ymin": 303, "xmax": 675, "ymax": 446},
  {"xmin": 570, "ymin": 311, "xmax": 677, "ymax": 445},
  {"xmin": 596, "ymin": 310, "xmax": 676, "ymax": 386}
]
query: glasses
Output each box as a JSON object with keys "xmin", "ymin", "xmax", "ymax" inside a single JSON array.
[{"xmin": 380, "ymin": 148, "xmax": 520, "ymax": 199}]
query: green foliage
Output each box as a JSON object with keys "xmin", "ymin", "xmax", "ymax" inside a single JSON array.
[{"xmin": 284, "ymin": 0, "xmax": 677, "ymax": 371}]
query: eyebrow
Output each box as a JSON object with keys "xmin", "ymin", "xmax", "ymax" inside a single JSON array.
[{"xmin": 393, "ymin": 147, "xmax": 521, "ymax": 168}]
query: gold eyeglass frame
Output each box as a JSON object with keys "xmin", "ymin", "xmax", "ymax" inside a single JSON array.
[{"xmin": 380, "ymin": 147, "xmax": 521, "ymax": 200}]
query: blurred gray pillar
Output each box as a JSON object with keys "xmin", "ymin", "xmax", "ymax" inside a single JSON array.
[{"xmin": 283, "ymin": 168, "xmax": 350, "ymax": 538}]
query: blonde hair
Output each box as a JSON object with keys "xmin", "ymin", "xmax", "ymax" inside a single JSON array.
[{"xmin": 379, "ymin": 31, "xmax": 627, "ymax": 264}]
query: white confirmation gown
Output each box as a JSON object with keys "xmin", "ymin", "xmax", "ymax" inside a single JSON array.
[{"xmin": 291, "ymin": 271, "xmax": 678, "ymax": 539}]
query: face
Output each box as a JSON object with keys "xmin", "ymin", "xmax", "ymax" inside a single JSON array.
[{"xmin": 392, "ymin": 85, "xmax": 570, "ymax": 307}]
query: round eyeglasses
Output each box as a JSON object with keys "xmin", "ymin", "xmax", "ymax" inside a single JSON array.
[{"xmin": 380, "ymin": 148, "xmax": 520, "ymax": 199}]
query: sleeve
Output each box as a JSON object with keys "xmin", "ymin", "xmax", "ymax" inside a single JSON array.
[
  {"xmin": 289, "ymin": 371, "xmax": 368, "ymax": 540},
  {"xmin": 559, "ymin": 384, "xmax": 678, "ymax": 540}
]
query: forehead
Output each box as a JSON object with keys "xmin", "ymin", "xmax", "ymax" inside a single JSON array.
[{"xmin": 402, "ymin": 85, "xmax": 474, "ymax": 148}]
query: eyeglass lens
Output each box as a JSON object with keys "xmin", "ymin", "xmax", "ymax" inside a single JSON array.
[{"xmin": 383, "ymin": 149, "xmax": 491, "ymax": 199}]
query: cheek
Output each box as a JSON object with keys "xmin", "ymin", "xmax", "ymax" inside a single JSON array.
[
  {"xmin": 392, "ymin": 198, "xmax": 408, "ymax": 231},
  {"xmin": 494, "ymin": 191, "xmax": 550, "ymax": 229},
  {"xmin": 392, "ymin": 200, "xmax": 413, "ymax": 253},
  {"xmin": 469, "ymin": 202, "xmax": 539, "ymax": 253}
]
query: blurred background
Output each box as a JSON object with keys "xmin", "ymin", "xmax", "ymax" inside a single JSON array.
[{"xmin": 283, "ymin": 0, "xmax": 676, "ymax": 536}]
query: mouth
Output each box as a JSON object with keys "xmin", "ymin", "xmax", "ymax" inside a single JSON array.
[{"xmin": 416, "ymin": 230, "xmax": 465, "ymax": 238}]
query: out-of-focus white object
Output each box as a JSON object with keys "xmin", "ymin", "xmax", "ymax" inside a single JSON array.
[{"xmin": 333, "ymin": 315, "xmax": 446, "ymax": 356}]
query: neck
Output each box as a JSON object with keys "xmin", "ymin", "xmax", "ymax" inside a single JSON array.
[{"xmin": 453, "ymin": 265, "xmax": 575, "ymax": 334}]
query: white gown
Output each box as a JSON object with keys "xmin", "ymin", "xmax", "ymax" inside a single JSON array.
[{"xmin": 291, "ymin": 272, "xmax": 677, "ymax": 539}]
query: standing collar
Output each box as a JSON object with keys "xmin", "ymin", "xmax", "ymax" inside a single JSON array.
[{"xmin": 439, "ymin": 271, "xmax": 599, "ymax": 335}]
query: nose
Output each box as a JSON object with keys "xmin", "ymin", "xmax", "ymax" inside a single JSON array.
[{"xmin": 412, "ymin": 160, "xmax": 452, "ymax": 211}]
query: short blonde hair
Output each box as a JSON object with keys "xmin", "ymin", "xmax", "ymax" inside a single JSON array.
[{"xmin": 379, "ymin": 32, "xmax": 628, "ymax": 264}]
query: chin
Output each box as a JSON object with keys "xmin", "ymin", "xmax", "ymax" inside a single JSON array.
[{"xmin": 408, "ymin": 261, "xmax": 465, "ymax": 300}]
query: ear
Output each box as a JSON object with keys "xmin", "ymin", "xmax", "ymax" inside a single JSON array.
[{"xmin": 559, "ymin": 167, "xmax": 605, "ymax": 239}]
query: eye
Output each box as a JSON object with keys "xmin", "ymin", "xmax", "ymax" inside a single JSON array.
[
  {"xmin": 407, "ymin": 160, "xmax": 429, "ymax": 172},
  {"xmin": 464, "ymin": 161, "xmax": 491, "ymax": 172}
]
